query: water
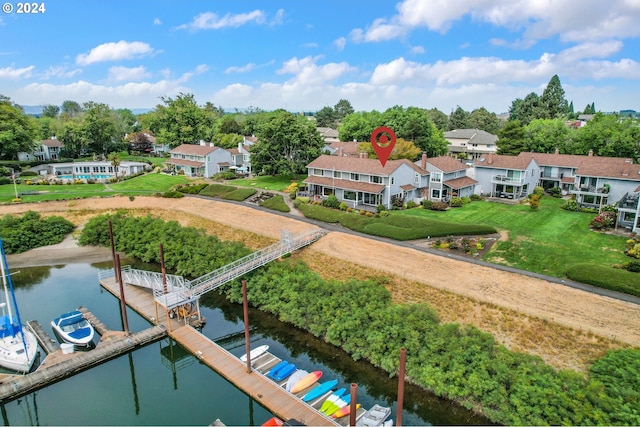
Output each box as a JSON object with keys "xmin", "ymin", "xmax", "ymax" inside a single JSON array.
[
  {"xmin": 2, "ymin": 262, "xmax": 491, "ymax": 426},
  {"xmin": 58, "ymin": 174, "xmax": 113, "ymax": 180}
]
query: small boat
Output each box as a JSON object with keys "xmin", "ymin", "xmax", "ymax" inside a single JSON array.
[
  {"xmin": 332, "ymin": 403, "xmax": 361, "ymax": 419},
  {"xmin": 266, "ymin": 360, "xmax": 288, "ymax": 376},
  {"xmin": 271, "ymin": 363, "xmax": 296, "ymax": 381},
  {"xmin": 319, "ymin": 388, "xmax": 346, "ymax": 413},
  {"xmin": 356, "ymin": 404, "xmax": 392, "ymax": 426},
  {"xmin": 240, "ymin": 344, "xmax": 269, "ymax": 362},
  {"xmin": 290, "ymin": 370, "xmax": 322, "ymax": 394},
  {"xmin": 302, "ymin": 378, "xmax": 338, "ymax": 402},
  {"xmin": 261, "ymin": 417, "xmax": 284, "ymax": 426},
  {"xmin": 285, "ymin": 369, "xmax": 308, "ymax": 392},
  {"xmin": 0, "ymin": 239, "xmax": 38, "ymax": 373},
  {"xmin": 51, "ymin": 310, "xmax": 95, "ymax": 346}
]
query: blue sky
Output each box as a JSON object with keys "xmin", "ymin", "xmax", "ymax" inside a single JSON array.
[{"xmin": 1, "ymin": 0, "xmax": 639, "ymax": 114}]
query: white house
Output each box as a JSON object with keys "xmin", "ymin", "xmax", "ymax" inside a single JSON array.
[
  {"xmin": 166, "ymin": 142, "xmax": 233, "ymax": 177},
  {"xmin": 473, "ymin": 153, "xmax": 540, "ymax": 199},
  {"xmin": 419, "ymin": 155, "xmax": 478, "ymax": 202},
  {"xmin": 444, "ymin": 129, "xmax": 498, "ymax": 160}
]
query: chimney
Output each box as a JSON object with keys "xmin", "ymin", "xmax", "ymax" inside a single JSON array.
[
  {"xmin": 487, "ymin": 153, "xmax": 494, "ymax": 165},
  {"xmin": 588, "ymin": 149, "xmax": 593, "ymax": 156},
  {"xmin": 199, "ymin": 140, "xmax": 206, "ymax": 146},
  {"xmin": 421, "ymin": 153, "xmax": 427, "ymax": 170},
  {"xmin": 238, "ymin": 142, "xmax": 242, "ymax": 152},
  {"xmin": 210, "ymin": 142, "xmax": 214, "ymax": 147},
  {"xmin": 338, "ymin": 147, "xmax": 343, "ymax": 157},
  {"xmin": 555, "ymin": 148, "xmax": 559, "ymax": 155}
]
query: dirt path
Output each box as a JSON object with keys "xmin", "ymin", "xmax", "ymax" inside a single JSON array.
[{"xmin": 4, "ymin": 196, "xmax": 640, "ymax": 350}]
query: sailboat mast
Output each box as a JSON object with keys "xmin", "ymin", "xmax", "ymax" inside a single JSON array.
[{"xmin": 0, "ymin": 240, "xmax": 13, "ymax": 321}]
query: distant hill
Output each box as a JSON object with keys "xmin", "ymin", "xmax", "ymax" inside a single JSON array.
[{"xmin": 19, "ymin": 105, "xmax": 153, "ymax": 116}]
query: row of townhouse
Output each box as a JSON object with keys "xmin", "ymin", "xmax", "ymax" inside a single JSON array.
[{"xmin": 164, "ymin": 138, "xmax": 254, "ymax": 177}]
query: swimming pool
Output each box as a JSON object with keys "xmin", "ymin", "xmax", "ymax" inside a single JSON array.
[{"xmin": 58, "ymin": 174, "xmax": 113, "ymax": 180}]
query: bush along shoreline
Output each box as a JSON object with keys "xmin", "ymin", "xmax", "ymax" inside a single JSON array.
[{"xmin": 78, "ymin": 214, "xmax": 640, "ymax": 426}]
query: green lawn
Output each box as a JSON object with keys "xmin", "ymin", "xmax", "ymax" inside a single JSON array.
[
  {"xmin": 0, "ymin": 173, "xmax": 189, "ymax": 204},
  {"xmin": 395, "ymin": 197, "xmax": 630, "ymax": 278},
  {"xmin": 231, "ymin": 175, "xmax": 302, "ymax": 192}
]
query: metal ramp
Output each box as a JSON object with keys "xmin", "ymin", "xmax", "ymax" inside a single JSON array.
[{"xmin": 111, "ymin": 228, "xmax": 326, "ymax": 310}]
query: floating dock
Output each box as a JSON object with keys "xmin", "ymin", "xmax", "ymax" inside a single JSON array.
[{"xmin": 100, "ymin": 275, "xmax": 342, "ymax": 426}]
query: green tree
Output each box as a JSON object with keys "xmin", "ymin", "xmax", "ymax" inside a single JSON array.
[
  {"xmin": 148, "ymin": 93, "xmax": 213, "ymax": 148},
  {"xmin": 509, "ymin": 92, "xmax": 544, "ymax": 126},
  {"xmin": 218, "ymin": 115, "xmax": 242, "ymax": 135},
  {"xmin": 61, "ymin": 100, "xmax": 82, "ymax": 118},
  {"xmin": 524, "ymin": 119, "xmax": 572, "ymax": 153},
  {"xmin": 108, "ymin": 152, "xmax": 121, "ymax": 181},
  {"xmin": 0, "ymin": 98, "xmax": 38, "ymax": 160},
  {"xmin": 448, "ymin": 106, "xmax": 470, "ymax": 130},
  {"xmin": 41, "ymin": 104, "xmax": 60, "ymax": 118},
  {"xmin": 58, "ymin": 119, "xmax": 86, "ymax": 158},
  {"xmin": 338, "ymin": 111, "xmax": 381, "ymax": 142},
  {"xmin": 252, "ymin": 110, "xmax": 324, "ymax": 176},
  {"xmin": 469, "ymin": 107, "xmax": 501, "ymax": 134},
  {"xmin": 540, "ymin": 74, "xmax": 569, "ymax": 119},
  {"xmin": 35, "ymin": 116, "xmax": 60, "ymax": 140},
  {"xmin": 358, "ymin": 137, "xmax": 421, "ymax": 161},
  {"xmin": 333, "ymin": 99, "xmax": 354, "ymax": 121},
  {"xmin": 315, "ymin": 106, "xmax": 337, "ymax": 127},
  {"xmin": 497, "ymin": 120, "xmax": 527, "ymax": 155},
  {"xmin": 426, "ymin": 108, "xmax": 449, "ymax": 131},
  {"xmin": 82, "ymin": 102, "xmax": 119, "ymax": 154}
]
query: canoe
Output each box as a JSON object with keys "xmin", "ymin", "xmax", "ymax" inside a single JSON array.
[
  {"xmin": 261, "ymin": 417, "xmax": 284, "ymax": 426},
  {"xmin": 302, "ymin": 379, "xmax": 338, "ymax": 402},
  {"xmin": 323, "ymin": 394, "xmax": 351, "ymax": 417},
  {"xmin": 272, "ymin": 363, "xmax": 296, "ymax": 381},
  {"xmin": 319, "ymin": 388, "xmax": 346, "ymax": 414},
  {"xmin": 240, "ymin": 344, "xmax": 269, "ymax": 362},
  {"xmin": 266, "ymin": 360, "xmax": 289, "ymax": 378},
  {"xmin": 285, "ymin": 369, "xmax": 308, "ymax": 391},
  {"xmin": 332, "ymin": 403, "xmax": 361, "ymax": 419},
  {"xmin": 290, "ymin": 370, "xmax": 322, "ymax": 394}
]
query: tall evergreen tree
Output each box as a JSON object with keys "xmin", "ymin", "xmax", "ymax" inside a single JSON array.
[
  {"xmin": 497, "ymin": 120, "xmax": 527, "ymax": 155},
  {"xmin": 448, "ymin": 106, "xmax": 470, "ymax": 130},
  {"xmin": 541, "ymin": 74, "xmax": 569, "ymax": 119}
]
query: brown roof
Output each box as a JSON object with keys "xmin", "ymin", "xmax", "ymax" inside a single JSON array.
[
  {"xmin": 42, "ymin": 138, "xmax": 64, "ymax": 147},
  {"xmin": 170, "ymin": 144, "xmax": 218, "ymax": 156},
  {"xmin": 444, "ymin": 176, "xmax": 478, "ymax": 190},
  {"xmin": 218, "ymin": 162, "xmax": 230, "ymax": 166},
  {"xmin": 561, "ymin": 176, "xmax": 575, "ymax": 184},
  {"xmin": 475, "ymin": 153, "xmax": 535, "ymax": 170},
  {"xmin": 165, "ymin": 159, "xmax": 204, "ymax": 167},
  {"xmin": 307, "ymin": 155, "xmax": 427, "ymax": 176},
  {"xmin": 518, "ymin": 152, "xmax": 640, "ymax": 180},
  {"xmin": 400, "ymin": 184, "xmax": 416, "ymax": 191},
  {"xmin": 303, "ymin": 175, "xmax": 385, "ymax": 193},
  {"xmin": 328, "ymin": 141, "xmax": 360, "ymax": 156},
  {"xmin": 229, "ymin": 148, "xmax": 240, "ymax": 155},
  {"xmin": 426, "ymin": 156, "xmax": 468, "ymax": 173},
  {"xmin": 245, "ymin": 136, "xmax": 258, "ymax": 144}
]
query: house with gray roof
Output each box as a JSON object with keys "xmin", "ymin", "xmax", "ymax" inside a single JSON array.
[
  {"xmin": 18, "ymin": 137, "xmax": 64, "ymax": 162},
  {"xmin": 166, "ymin": 142, "xmax": 233, "ymax": 177},
  {"xmin": 304, "ymin": 154, "xmax": 429, "ymax": 210},
  {"xmin": 444, "ymin": 129, "xmax": 498, "ymax": 160},
  {"xmin": 416, "ymin": 155, "xmax": 478, "ymax": 202},
  {"xmin": 474, "ymin": 154, "xmax": 540, "ymax": 199}
]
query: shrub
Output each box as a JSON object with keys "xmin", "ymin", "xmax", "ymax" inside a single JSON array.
[
  {"xmin": 548, "ymin": 187, "xmax": 562, "ymax": 197},
  {"xmin": 422, "ymin": 199, "xmax": 434, "ymax": 209},
  {"xmin": 406, "ymin": 200, "xmax": 419, "ymax": 209},
  {"xmin": 222, "ymin": 188, "xmax": 257, "ymax": 201},
  {"xmin": 296, "ymin": 196, "xmax": 310, "ymax": 204},
  {"xmin": 212, "ymin": 171, "xmax": 237, "ymax": 181},
  {"xmin": 322, "ymin": 194, "xmax": 341, "ymax": 209},
  {"xmin": 20, "ymin": 170, "xmax": 38, "ymax": 177},
  {"xmin": 377, "ymin": 204, "xmax": 387, "ymax": 213},
  {"xmin": 470, "ymin": 194, "xmax": 482, "ymax": 201},
  {"xmin": 339, "ymin": 202, "xmax": 348, "ymax": 211},
  {"xmin": 533, "ymin": 186, "xmax": 545, "ymax": 197},
  {"xmin": 0, "ymin": 177, "xmax": 11, "ymax": 185},
  {"xmin": 461, "ymin": 196, "xmax": 471, "ymax": 204},
  {"xmin": 260, "ymin": 194, "xmax": 290, "ymax": 212},
  {"xmin": 590, "ymin": 211, "xmax": 616, "ymax": 230},
  {"xmin": 562, "ymin": 198, "xmax": 580, "ymax": 211},
  {"xmin": 161, "ymin": 191, "xmax": 184, "ymax": 198},
  {"xmin": 346, "ymin": 207, "xmax": 353, "ymax": 213},
  {"xmin": 449, "ymin": 197, "xmax": 463, "ymax": 207},
  {"xmin": 365, "ymin": 211, "xmax": 373, "ymax": 217},
  {"xmin": 177, "ymin": 183, "xmax": 208, "ymax": 194},
  {"xmin": 428, "ymin": 202, "xmax": 449, "ymax": 211},
  {"xmin": 379, "ymin": 210, "xmax": 390, "ymax": 217},
  {"xmin": 359, "ymin": 209, "xmax": 366, "ymax": 215}
]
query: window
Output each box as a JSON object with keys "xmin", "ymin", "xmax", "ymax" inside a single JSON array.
[
  {"xmin": 334, "ymin": 170, "xmax": 341, "ymax": 178},
  {"xmin": 431, "ymin": 189, "xmax": 440, "ymax": 198},
  {"xmin": 391, "ymin": 176, "xmax": 395, "ymax": 185},
  {"xmin": 414, "ymin": 173, "xmax": 419, "ymax": 184},
  {"xmin": 343, "ymin": 190, "xmax": 356, "ymax": 200},
  {"xmin": 313, "ymin": 168, "xmax": 322, "ymax": 176},
  {"xmin": 370, "ymin": 175, "xmax": 382, "ymax": 183},
  {"xmin": 431, "ymin": 172, "xmax": 442, "ymax": 183},
  {"xmin": 350, "ymin": 173, "xmax": 360, "ymax": 181}
]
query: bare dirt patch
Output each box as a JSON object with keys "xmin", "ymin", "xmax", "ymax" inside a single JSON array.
[{"xmin": 4, "ymin": 196, "xmax": 639, "ymax": 372}]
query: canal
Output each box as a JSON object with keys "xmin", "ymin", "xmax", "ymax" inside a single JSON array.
[{"xmin": 1, "ymin": 261, "xmax": 491, "ymax": 426}]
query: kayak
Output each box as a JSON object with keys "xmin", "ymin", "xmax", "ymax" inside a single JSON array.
[
  {"xmin": 285, "ymin": 370, "xmax": 308, "ymax": 391},
  {"xmin": 324, "ymin": 393, "xmax": 351, "ymax": 417},
  {"xmin": 272, "ymin": 363, "xmax": 296, "ymax": 382},
  {"xmin": 319, "ymin": 388, "xmax": 346, "ymax": 414},
  {"xmin": 240, "ymin": 344, "xmax": 269, "ymax": 362},
  {"xmin": 290, "ymin": 370, "xmax": 323, "ymax": 394},
  {"xmin": 302, "ymin": 379, "xmax": 338, "ymax": 402},
  {"xmin": 332, "ymin": 403, "xmax": 361, "ymax": 419},
  {"xmin": 266, "ymin": 360, "xmax": 289, "ymax": 378}
]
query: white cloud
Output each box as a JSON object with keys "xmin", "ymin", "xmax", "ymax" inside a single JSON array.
[
  {"xmin": 410, "ymin": 45, "xmax": 425, "ymax": 55},
  {"xmin": 302, "ymin": 42, "xmax": 318, "ymax": 49},
  {"xmin": 334, "ymin": 37, "xmax": 346, "ymax": 52},
  {"xmin": 153, "ymin": 17, "xmax": 162, "ymax": 25},
  {"xmin": 177, "ymin": 10, "xmax": 267, "ymax": 30},
  {"xmin": 41, "ymin": 66, "xmax": 82, "ymax": 80},
  {"xmin": 76, "ymin": 41, "xmax": 156, "ymax": 65},
  {"xmin": 351, "ymin": 0, "xmax": 640, "ymax": 45},
  {"xmin": 271, "ymin": 9, "xmax": 285, "ymax": 26},
  {"xmin": 225, "ymin": 63, "xmax": 256, "ymax": 74},
  {"xmin": 276, "ymin": 56, "xmax": 356, "ymax": 86},
  {"xmin": 108, "ymin": 66, "xmax": 151, "ymax": 82},
  {"xmin": 0, "ymin": 65, "xmax": 34, "ymax": 79}
]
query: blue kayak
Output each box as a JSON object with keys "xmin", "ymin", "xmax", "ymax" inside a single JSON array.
[
  {"xmin": 266, "ymin": 360, "xmax": 289, "ymax": 379},
  {"xmin": 302, "ymin": 379, "xmax": 338, "ymax": 402},
  {"xmin": 272, "ymin": 363, "xmax": 296, "ymax": 381}
]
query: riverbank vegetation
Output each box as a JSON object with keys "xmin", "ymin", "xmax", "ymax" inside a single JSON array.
[
  {"xmin": 76, "ymin": 213, "xmax": 640, "ymax": 426},
  {"xmin": 0, "ymin": 211, "xmax": 74, "ymax": 253}
]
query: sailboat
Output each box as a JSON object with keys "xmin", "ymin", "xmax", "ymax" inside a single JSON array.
[{"xmin": 0, "ymin": 238, "xmax": 38, "ymax": 373}]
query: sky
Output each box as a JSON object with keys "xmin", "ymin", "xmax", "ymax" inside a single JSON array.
[{"xmin": 1, "ymin": 0, "xmax": 639, "ymax": 115}]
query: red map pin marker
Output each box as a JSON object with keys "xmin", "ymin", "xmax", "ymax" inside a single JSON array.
[{"xmin": 370, "ymin": 126, "xmax": 396, "ymax": 167}]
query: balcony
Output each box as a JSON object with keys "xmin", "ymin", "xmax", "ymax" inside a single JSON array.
[{"xmin": 492, "ymin": 174, "xmax": 524, "ymax": 184}]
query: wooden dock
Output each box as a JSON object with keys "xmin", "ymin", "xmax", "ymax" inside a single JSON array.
[{"xmin": 100, "ymin": 276, "xmax": 340, "ymax": 426}]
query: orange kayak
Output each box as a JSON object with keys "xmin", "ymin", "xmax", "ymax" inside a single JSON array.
[
  {"xmin": 331, "ymin": 403, "xmax": 361, "ymax": 419},
  {"xmin": 261, "ymin": 417, "xmax": 284, "ymax": 426},
  {"xmin": 290, "ymin": 370, "xmax": 323, "ymax": 394}
]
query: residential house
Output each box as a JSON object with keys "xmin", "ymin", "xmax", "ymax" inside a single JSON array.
[
  {"xmin": 165, "ymin": 142, "xmax": 233, "ymax": 177},
  {"xmin": 418, "ymin": 155, "xmax": 478, "ymax": 202},
  {"xmin": 229, "ymin": 141, "xmax": 253, "ymax": 176},
  {"xmin": 317, "ymin": 127, "xmax": 340, "ymax": 145},
  {"xmin": 18, "ymin": 137, "xmax": 64, "ymax": 161},
  {"xmin": 46, "ymin": 161, "xmax": 149, "ymax": 180},
  {"xmin": 444, "ymin": 129, "xmax": 498, "ymax": 160},
  {"xmin": 474, "ymin": 153, "xmax": 540, "ymax": 199},
  {"xmin": 323, "ymin": 141, "xmax": 360, "ymax": 157},
  {"xmin": 304, "ymin": 154, "xmax": 429, "ymax": 210}
]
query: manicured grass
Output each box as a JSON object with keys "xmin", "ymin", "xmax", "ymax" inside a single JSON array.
[
  {"xmin": 222, "ymin": 188, "xmax": 257, "ymax": 201},
  {"xmin": 109, "ymin": 173, "xmax": 188, "ymax": 192},
  {"xmin": 260, "ymin": 194, "xmax": 290, "ymax": 212},
  {"xmin": 396, "ymin": 197, "xmax": 631, "ymax": 278},
  {"xmin": 231, "ymin": 174, "xmax": 302, "ymax": 192},
  {"xmin": 199, "ymin": 184, "xmax": 257, "ymax": 201},
  {"xmin": 297, "ymin": 202, "xmax": 497, "ymax": 240},
  {"xmin": 566, "ymin": 264, "xmax": 640, "ymax": 298}
]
